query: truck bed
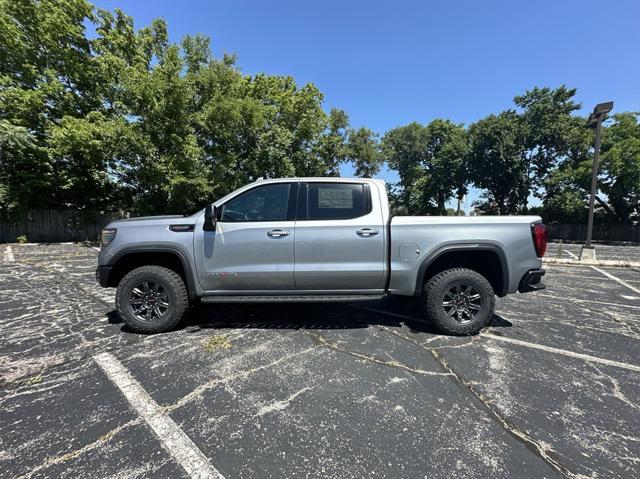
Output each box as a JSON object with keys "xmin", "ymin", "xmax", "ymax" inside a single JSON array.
[{"xmin": 388, "ymin": 215, "xmax": 543, "ymax": 296}]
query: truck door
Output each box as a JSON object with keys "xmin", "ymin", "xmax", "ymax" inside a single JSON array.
[
  {"xmin": 294, "ymin": 182, "xmax": 386, "ymax": 291},
  {"xmin": 195, "ymin": 182, "xmax": 297, "ymax": 292}
]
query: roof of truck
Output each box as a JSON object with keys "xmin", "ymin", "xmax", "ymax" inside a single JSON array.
[
  {"xmin": 252, "ymin": 177, "xmax": 386, "ymax": 186},
  {"xmin": 212, "ymin": 177, "xmax": 387, "ymax": 208}
]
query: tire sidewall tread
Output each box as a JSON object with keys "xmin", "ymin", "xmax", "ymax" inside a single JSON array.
[
  {"xmin": 116, "ymin": 265, "xmax": 189, "ymax": 333},
  {"xmin": 422, "ymin": 267, "xmax": 495, "ymax": 336}
]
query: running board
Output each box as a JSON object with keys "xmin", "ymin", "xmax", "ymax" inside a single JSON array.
[{"xmin": 200, "ymin": 294, "xmax": 385, "ymax": 303}]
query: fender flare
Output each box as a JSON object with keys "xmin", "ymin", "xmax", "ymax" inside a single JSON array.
[
  {"xmin": 414, "ymin": 242, "xmax": 509, "ymax": 297},
  {"xmin": 108, "ymin": 243, "xmax": 199, "ymax": 300}
]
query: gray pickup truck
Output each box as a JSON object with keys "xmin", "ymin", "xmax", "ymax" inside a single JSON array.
[{"xmin": 96, "ymin": 177, "xmax": 546, "ymax": 335}]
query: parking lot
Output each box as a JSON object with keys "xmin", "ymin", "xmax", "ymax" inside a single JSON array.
[
  {"xmin": 547, "ymin": 241, "xmax": 640, "ymax": 263},
  {"xmin": 1, "ymin": 243, "xmax": 639, "ymax": 478}
]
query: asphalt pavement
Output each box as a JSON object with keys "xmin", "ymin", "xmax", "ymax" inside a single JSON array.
[
  {"xmin": 547, "ymin": 241, "xmax": 640, "ymax": 263},
  {"xmin": 1, "ymin": 243, "xmax": 639, "ymax": 478}
]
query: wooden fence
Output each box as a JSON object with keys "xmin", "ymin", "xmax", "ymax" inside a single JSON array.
[
  {"xmin": 1, "ymin": 210, "xmax": 639, "ymax": 244},
  {"xmin": 546, "ymin": 223, "xmax": 640, "ymax": 243},
  {"xmin": 0, "ymin": 210, "xmax": 128, "ymax": 243}
]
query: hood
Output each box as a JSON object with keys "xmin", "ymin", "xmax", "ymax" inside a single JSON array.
[
  {"xmin": 115, "ymin": 215, "xmax": 185, "ymax": 223},
  {"xmin": 106, "ymin": 214, "xmax": 192, "ymax": 229}
]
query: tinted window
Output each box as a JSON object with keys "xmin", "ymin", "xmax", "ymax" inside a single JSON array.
[
  {"xmin": 221, "ymin": 183, "xmax": 291, "ymax": 222},
  {"xmin": 306, "ymin": 183, "xmax": 368, "ymax": 220}
]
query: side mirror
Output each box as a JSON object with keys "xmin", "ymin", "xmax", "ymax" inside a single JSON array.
[{"xmin": 203, "ymin": 204, "xmax": 217, "ymax": 231}]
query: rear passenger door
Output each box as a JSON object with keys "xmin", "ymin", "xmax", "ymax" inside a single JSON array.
[{"xmin": 294, "ymin": 182, "xmax": 386, "ymax": 291}]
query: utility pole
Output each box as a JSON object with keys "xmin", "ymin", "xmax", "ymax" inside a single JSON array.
[{"xmin": 579, "ymin": 101, "xmax": 613, "ymax": 261}]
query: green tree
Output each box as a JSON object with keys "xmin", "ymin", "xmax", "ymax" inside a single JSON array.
[
  {"xmin": 382, "ymin": 120, "xmax": 467, "ymax": 215},
  {"xmin": 423, "ymin": 119, "xmax": 468, "ymax": 213},
  {"xmin": 315, "ymin": 108, "xmax": 349, "ymax": 176},
  {"xmin": 538, "ymin": 116, "xmax": 594, "ymax": 222},
  {"xmin": 1, "ymin": 1, "xmax": 369, "ymax": 216},
  {"xmin": 540, "ymin": 112, "xmax": 639, "ymax": 224},
  {"xmin": 468, "ymin": 111, "xmax": 527, "ymax": 214},
  {"xmin": 468, "ymin": 86, "xmax": 581, "ymax": 215},
  {"xmin": 514, "ymin": 86, "xmax": 581, "ymax": 209},
  {"xmin": 346, "ymin": 127, "xmax": 382, "ymax": 178},
  {"xmin": 0, "ymin": 0, "xmax": 98, "ymax": 214},
  {"xmin": 601, "ymin": 112, "xmax": 640, "ymax": 222},
  {"xmin": 381, "ymin": 122, "xmax": 426, "ymax": 213},
  {"xmin": 0, "ymin": 119, "xmax": 38, "ymax": 215}
]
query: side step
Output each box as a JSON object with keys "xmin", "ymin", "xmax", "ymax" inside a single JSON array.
[{"xmin": 200, "ymin": 294, "xmax": 385, "ymax": 303}]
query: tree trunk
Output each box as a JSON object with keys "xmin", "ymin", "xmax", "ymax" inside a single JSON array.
[
  {"xmin": 496, "ymin": 194, "xmax": 506, "ymax": 215},
  {"xmin": 437, "ymin": 193, "xmax": 445, "ymax": 215},
  {"xmin": 595, "ymin": 195, "xmax": 624, "ymax": 223}
]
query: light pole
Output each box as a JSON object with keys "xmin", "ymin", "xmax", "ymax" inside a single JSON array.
[{"xmin": 579, "ymin": 101, "xmax": 613, "ymax": 261}]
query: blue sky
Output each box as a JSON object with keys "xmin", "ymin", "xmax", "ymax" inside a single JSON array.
[{"xmin": 92, "ymin": 0, "xmax": 640, "ymax": 211}]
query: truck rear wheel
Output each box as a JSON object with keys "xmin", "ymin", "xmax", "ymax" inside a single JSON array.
[
  {"xmin": 116, "ymin": 265, "xmax": 189, "ymax": 333},
  {"xmin": 422, "ymin": 268, "xmax": 495, "ymax": 335}
]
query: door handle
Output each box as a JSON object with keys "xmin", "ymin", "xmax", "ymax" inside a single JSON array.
[
  {"xmin": 267, "ymin": 229, "xmax": 290, "ymax": 238},
  {"xmin": 356, "ymin": 228, "xmax": 379, "ymax": 237}
]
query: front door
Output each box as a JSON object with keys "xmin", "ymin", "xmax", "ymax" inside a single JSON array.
[{"xmin": 195, "ymin": 182, "xmax": 297, "ymax": 292}]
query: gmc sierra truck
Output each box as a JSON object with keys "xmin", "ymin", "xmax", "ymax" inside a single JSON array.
[{"xmin": 96, "ymin": 178, "xmax": 547, "ymax": 335}]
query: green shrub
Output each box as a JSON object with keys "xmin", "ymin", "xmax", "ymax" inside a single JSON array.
[{"xmin": 16, "ymin": 235, "xmax": 27, "ymax": 244}]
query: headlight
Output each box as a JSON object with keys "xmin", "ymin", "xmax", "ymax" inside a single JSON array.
[{"xmin": 101, "ymin": 228, "xmax": 117, "ymax": 248}]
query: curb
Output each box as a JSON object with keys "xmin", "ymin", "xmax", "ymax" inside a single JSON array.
[{"xmin": 543, "ymin": 257, "xmax": 640, "ymax": 268}]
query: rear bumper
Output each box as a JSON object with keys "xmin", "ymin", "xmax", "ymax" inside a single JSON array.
[
  {"xmin": 96, "ymin": 266, "xmax": 112, "ymax": 287},
  {"xmin": 518, "ymin": 269, "xmax": 545, "ymax": 293}
]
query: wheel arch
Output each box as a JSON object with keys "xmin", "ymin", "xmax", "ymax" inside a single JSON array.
[
  {"xmin": 414, "ymin": 243, "xmax": 509, "ymax": 297},
  {"xmin": 106, "ymin": 246, "xmax": 198, "ymax": 300}
]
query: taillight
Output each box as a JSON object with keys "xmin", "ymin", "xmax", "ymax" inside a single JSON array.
[{"xmin": 531, "ymin": 223, "xmax": 547, "ymax": 257}]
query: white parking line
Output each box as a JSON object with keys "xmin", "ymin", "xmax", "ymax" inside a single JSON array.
[
  {"xmin": 590, "ymin": 266, "xmax": 640, "ymax": 295},
  {"xmin": 3, "ymin": 245, "xmax": 15, "ymax": 262},
  {"xmin": 93, "ymin": 352, "xmax": 224, "ymax": 479},
  {"xmin": 481, "ymin": 333, "xmax": 640, "ymax": 372},
  {"xmin": 538, "ymin": 293, "xmax": 640, "ymax": 310},
  {"xmin": 563, "ymin": 249, "xmax": 579, "ymax": 259},
  {"xmin": 560, "ymin": 249, "xmax": 640, "ymax": 295},
  {"xmin": 92, "ymin": 246, "xmax": 101, "ymax": 252},
  {"xmin": 350, "ymin": 305, "xmax": 640, "ymax": 371}
]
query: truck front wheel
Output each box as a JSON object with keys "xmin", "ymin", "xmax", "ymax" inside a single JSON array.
[
  {"xmin": 115, "ymin": 265, "xmax": 190, "ymax": 333},
  {"xmin": 422, "ymin": 268, "xmax": 495, "ymax": 335}
]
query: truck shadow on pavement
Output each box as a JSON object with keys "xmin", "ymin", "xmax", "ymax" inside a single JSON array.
[{"xmin": 107, "ymin": 301, "xmax": 512, "ymax": 336}]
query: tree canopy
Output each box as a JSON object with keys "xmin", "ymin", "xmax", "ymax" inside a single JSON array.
[
  {"xmin": 0, "ymin": 0, "xmax": 380, "ymax": 216},
  {"xmin": 382, "ymin": 120, "xmax": 467, "ymax": 215},
  {"xmin": 1, "ymin": 1, "xmax": 637, "ymax": 225}
]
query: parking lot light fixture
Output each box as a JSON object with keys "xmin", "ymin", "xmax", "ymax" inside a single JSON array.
[{"xmin": 579, "ymin": 101, "xmax": 613, "ymax": 262}]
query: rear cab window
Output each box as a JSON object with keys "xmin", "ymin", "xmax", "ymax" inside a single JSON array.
[{"xmin": 300, "ymin": 182, "xmax": 371, "ymax": 220}]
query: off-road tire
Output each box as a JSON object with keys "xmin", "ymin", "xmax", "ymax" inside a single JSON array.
[
  {"xmin": 422, "ymin": 267, "xmax": 495, "ymax": 336},
  {"xmin": 116, "ymin": 265, "xmax": 189, "ymax": 333}
]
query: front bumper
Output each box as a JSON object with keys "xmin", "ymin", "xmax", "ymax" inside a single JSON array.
[
  {"xmin": 518, "ymin": 269, "xmax": 545, "ymax": 293},
  {"xmin": 96, "ymin": 265, "xmax": 113, "ymax": 287}
]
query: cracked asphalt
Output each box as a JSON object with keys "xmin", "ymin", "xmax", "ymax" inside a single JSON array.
[{"xmin": 1, "ymin": 243, "xmax": 639, "ymax": 478}]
